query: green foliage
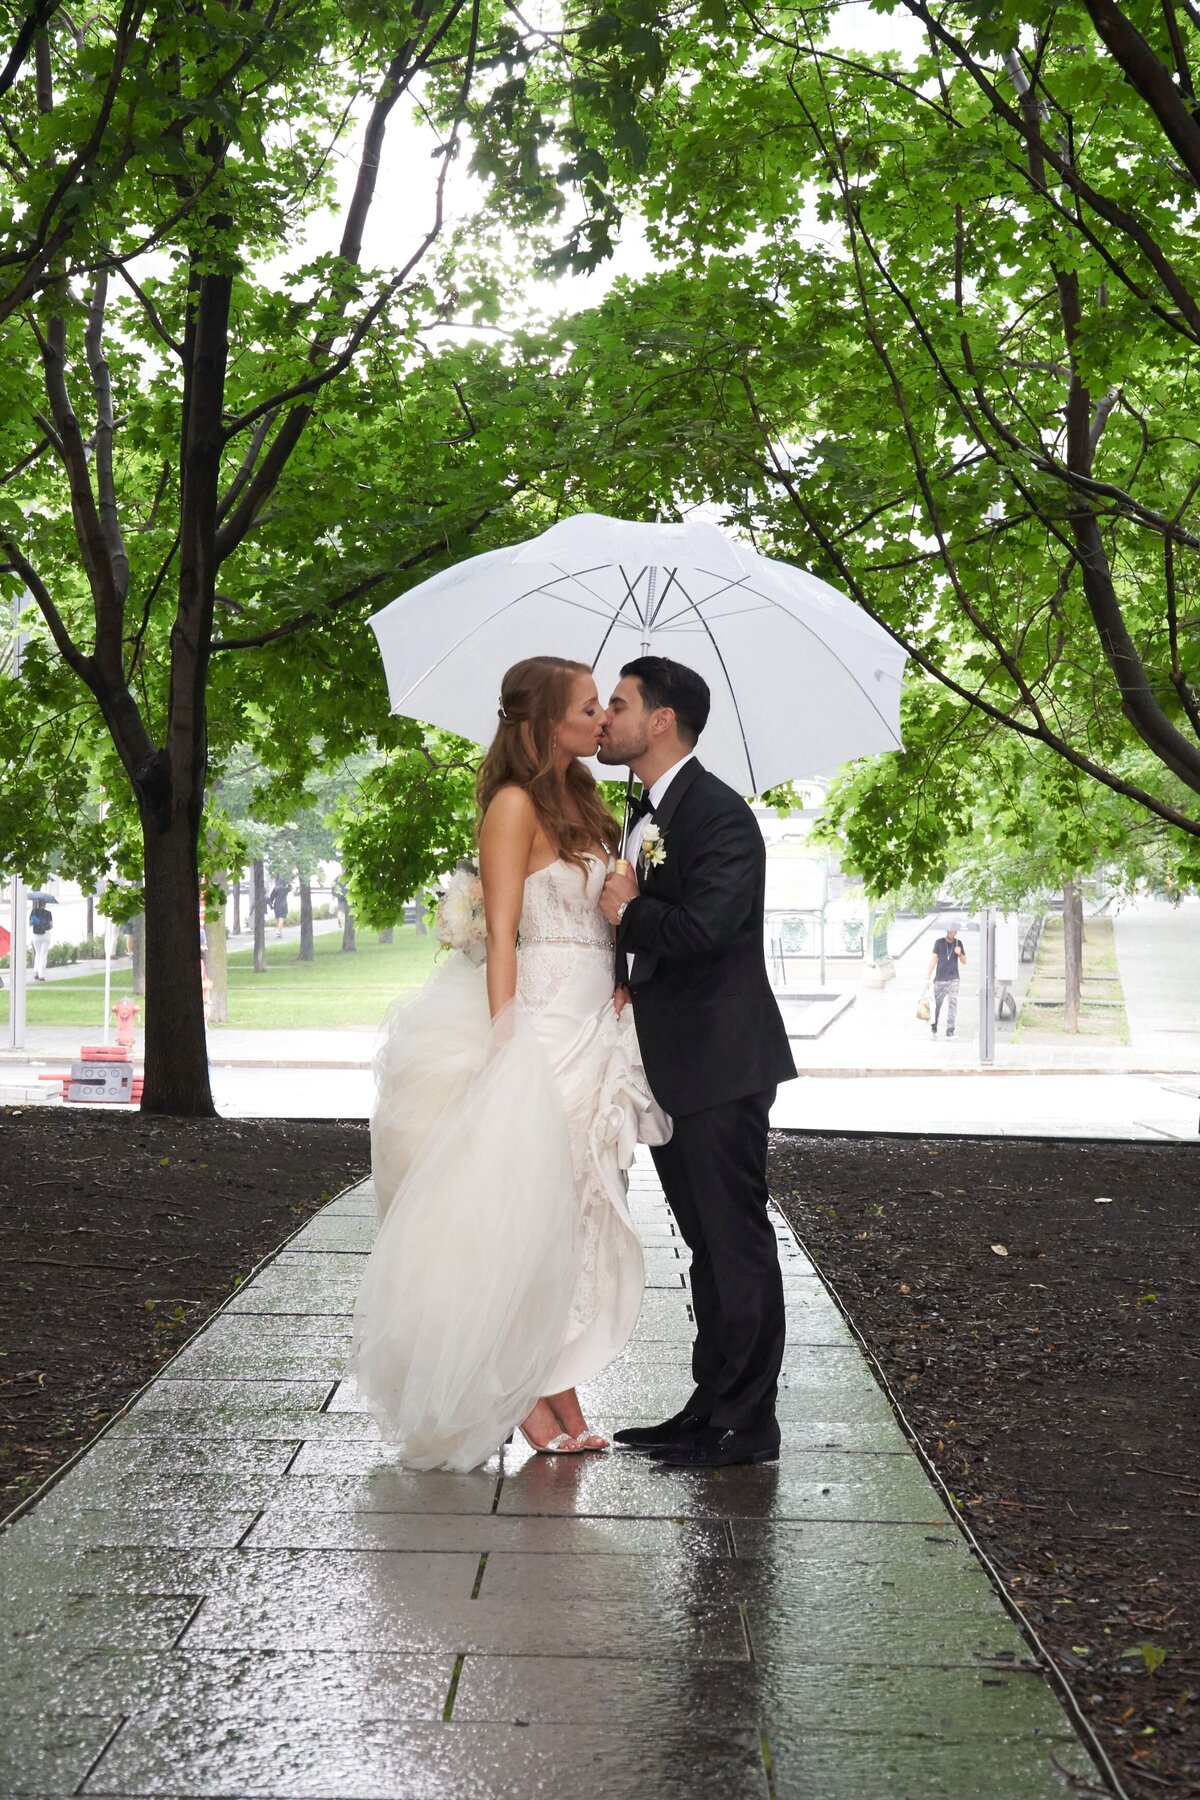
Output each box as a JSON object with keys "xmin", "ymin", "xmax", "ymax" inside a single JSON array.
[{"xmin": 332, "ymin": 730, "xmax": 480, "ymax": 927}]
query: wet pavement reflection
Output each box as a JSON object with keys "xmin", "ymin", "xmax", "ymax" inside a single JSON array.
[{"xmin": 0, "ymin": 1158, "xmax": 1098, "ymax": 1797}]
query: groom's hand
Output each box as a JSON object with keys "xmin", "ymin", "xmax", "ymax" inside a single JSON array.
[
  {"xmin": 600, "ymin": 866, "xmax": 639, "ymax": 925},
  {"xmin": 613, "ymin": 985, "xmax": 631, "ymax": 1017}
]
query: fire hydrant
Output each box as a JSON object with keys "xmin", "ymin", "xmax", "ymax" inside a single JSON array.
[{"xmin": 112, "ymin": 997, "xmax": 140, "ymax": 1049}]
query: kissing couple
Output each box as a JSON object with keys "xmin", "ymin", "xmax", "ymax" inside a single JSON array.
[{"xmin": 352, "ymin": 654, "xmax": 795, "ymax": 1470}]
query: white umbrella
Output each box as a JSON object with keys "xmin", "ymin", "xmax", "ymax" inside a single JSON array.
[{"xmin": 368, "ymin": 513, "xmax": 905, "ymax": 793}]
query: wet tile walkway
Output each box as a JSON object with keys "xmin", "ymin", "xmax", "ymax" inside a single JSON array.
[{"xmin": 0, "ymin": 1156, "xmax": 1098, "ymax": 1797}]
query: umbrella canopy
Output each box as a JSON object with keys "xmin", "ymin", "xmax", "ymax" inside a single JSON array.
[
  {"xmin": 27, "ymin": 890, "xmax": 59, "ymax": 904},
  {"xmin": 369, "ymin": 513, "xmax": 905, "ymax": 793}
]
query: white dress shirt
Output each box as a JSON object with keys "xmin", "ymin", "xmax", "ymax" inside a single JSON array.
[{"xmin": 625, "ymin": 752, "xmax": 695, "ymax": 869}]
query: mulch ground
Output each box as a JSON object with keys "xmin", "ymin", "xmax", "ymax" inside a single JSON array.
[
  {"xmin": 769, "ymin": 1132, "xmax": 1199, "ymax": 1800},
  {"xmin": 0, "ymin": 1106, "xmax": 368, "ymax": 1518}
]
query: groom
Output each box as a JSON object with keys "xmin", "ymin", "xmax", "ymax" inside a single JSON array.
[{"xmin": 598, "ymin": 656, "xmax": 796, "ymax": 1468}]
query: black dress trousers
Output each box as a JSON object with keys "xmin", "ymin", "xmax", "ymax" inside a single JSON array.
[{"xmin": 649, "ymin": 1086, "xmax": 784, "ymax": 1431}]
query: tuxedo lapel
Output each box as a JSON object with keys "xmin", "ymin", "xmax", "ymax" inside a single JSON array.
[
  {"xmin": 638, "ymin": 758, "xmax": 704, "ymax": 887},
  {"xmin": 650, "ymin": 757, "xmax": 703, "ymax": 838}
]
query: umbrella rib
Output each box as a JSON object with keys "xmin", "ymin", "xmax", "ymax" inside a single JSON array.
[
  {"xmin": 388, "ymin": 575, "xmax": 623, "ymax": 701},
  {"xmin": 668, "ymin": 575, "xmax": 758, "ymax": 793},
  {"xmin": 589, "ymin": 566, "xmax": 650, "ymax": 670},
  {"xmin": 665, "ymin": 571, "xmax": 903, "ymax": 750}
]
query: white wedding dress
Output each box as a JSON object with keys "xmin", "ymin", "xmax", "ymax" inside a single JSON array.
[{"xmin": 352, "ymin": 854, "xmax": 671, "ymax": 1471}]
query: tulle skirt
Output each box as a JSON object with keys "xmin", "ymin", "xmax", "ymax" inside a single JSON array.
[{"xmin": 352, "ymin": 952, "xmax": 669, "ymax": 1471}]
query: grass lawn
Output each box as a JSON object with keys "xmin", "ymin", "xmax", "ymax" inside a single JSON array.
[
  {"xmin": 0, "ymin": 926, "xmax": 441, "ymax": 1033},
  {"xmin": 1014, "ymin": 915, "xmax": 1129, "ymax": 1044}
]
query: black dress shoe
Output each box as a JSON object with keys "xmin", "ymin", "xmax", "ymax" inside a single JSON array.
[
  {"xmin": 612, "ymin": 1409, "xmax": 709, "ymax": 1450},
  {"xmin": 652, "ymin": 1422, "xmax": 781, "ymax": 1468}
]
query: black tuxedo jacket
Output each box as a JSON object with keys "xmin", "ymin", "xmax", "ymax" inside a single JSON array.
[{"xmin": 617, "ymin": 760, "xmax": 795, "ymax": 1118}]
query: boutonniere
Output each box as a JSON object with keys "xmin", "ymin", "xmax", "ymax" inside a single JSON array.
[{"xmin": 640, "ymin": 822, "xmax": 667, "ymax": 869}]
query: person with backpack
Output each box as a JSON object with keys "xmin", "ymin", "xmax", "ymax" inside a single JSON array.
[{"xmin": 29, "ymin": 897, "xmax": 53, "ymax": 981}]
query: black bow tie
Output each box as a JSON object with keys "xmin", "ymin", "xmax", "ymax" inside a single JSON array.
[{"xmin": 629, "ymin": 789, "xmax": 656, "ymax": 822}]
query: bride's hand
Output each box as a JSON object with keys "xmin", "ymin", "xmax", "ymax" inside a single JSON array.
[{"xmin": 613, "ymin": 985, "xmax": 631, "ymax": 1018}]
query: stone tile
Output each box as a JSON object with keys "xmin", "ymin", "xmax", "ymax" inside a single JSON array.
[
  {"xmin": 104, "ymin": 1409, "xmax": 381, "ymax": 1444},
  {"xmin": 195, "ymin": 1315, "xmax": 353, "ymax": 1345},
  {"xmin": 286, "ymin": 1220, "xmax": 376, "ymax": 1253},
  {"xmin": 245, "ymin": 1511, "xmax": 729, "ymax": 1556},
  {"xmin": 83, "ymin": 1717, "xmax": 769, "ymax": 1798},
  {"xmin": 0, "ymin": 1712, "xmax": 119, "ymax": 1795},
  {"xmin": 285, "ymin": 1441, "xmax": 496, "ymax": 1479},
  {"xmin": 27, "ymin": 1472, "xmax": 274, "ymax": 1516},
  {"xmin": 0, "ymin": 1648, "xmax": 450, "ymax": 1724},
  {"xmin": 495, "ymin": 1454, "xmax": 948, "ymax": 1524},
  {"xmin": 452, "ymin": 1655, "xmax": 1074, "ymax": 1738},
  {"xmin": 6, "ymin": 1506, "xmax": 261, "ymax": 1553},
  {"xmin": 165, "ymin": 1343, "xmax": 349, "ymax": 1381},
  {"xmin": 273, "ymin": 1250, "xmax": 368, "ymax": 1276},
  {"xmin": 730, "ymin": 1520, "xmax": 971, "ymax": 1563},
  {"xmin": 70, "ymin": 1439, "xmax": 300, "ymax": 1482},
  {"xmin": 130, "ymin": 1377, "xmax": 336, "ymax": 1413},
  {"xmin": 6, "ymin": 1592, "xmax": 200, "ymax": 1653},
  {"xmin": 277, "ymin": 1464, "xmax": 502, "ymax": 1511},
  {"xmin": 224, "ymin": 1275, "xmax": 357, "ymax": 1315},
  {"xmin": 765, "ymin": 1730, "xmax": 1096, "ymax": 1798},
  {"xmin": 478, "ymin": 1550, "xmax": 997, "ymax": 1614},
  {"xmin": 592, "ymin": 1342, "xmax": 694, "ymax": 1366},
  {"xmin": 184, "ymin": 1590, "xmax": 750, "ymax": 1659}
]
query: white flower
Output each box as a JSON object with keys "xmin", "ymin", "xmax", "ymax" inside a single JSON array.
[
  {"xmin": 640, "ymin": 823, "xmax": 666, "ymax": 868},
  {"xmin": 435, "ymin": 864, "xmax": 487, "ymax": 964}
]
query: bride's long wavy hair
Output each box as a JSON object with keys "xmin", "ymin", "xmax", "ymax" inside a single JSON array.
[{"xmin": 477, "ymin": 657, "xmax": 618, "ymax": 873}]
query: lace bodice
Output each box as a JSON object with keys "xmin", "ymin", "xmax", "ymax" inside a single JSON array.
[{"xmin": 517, "ymin": 855, "xmax": 613, "ymax": 1014}]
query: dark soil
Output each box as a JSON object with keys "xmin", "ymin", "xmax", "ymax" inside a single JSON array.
[
  {"xmin": 0, "ymin": 1107, "xmax": 368, "ymax": 1518},
  {"xmin": 769, "ymin": 1132, "xmax": 1199, "ymax": 1800}
]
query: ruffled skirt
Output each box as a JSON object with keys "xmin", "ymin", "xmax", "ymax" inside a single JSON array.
[{"xmin": 352, "ymin": 951, "xmax": 669, "ymax": 1470}]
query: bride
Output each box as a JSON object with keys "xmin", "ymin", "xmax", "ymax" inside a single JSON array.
[{"xmin": 352, "ymin": 655, "xmax": 670, "ymax": 1471}]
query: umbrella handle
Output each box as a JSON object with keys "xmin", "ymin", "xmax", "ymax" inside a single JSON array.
[
  {"xmin": 617, "ymin": 771, "xmax": 635, "ymax": 864},
  {"xmin": 614, "ymin": 771, "xmax": 636, "ymax": 982}
]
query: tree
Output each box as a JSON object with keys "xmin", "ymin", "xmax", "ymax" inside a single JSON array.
[
  {"xmin": 572, "ymin": 0, "xmax": 1200, "ymax": 851},
  {"xmin": 0, "ymin": 0, "xmax": 662, "ymax": 1113}
]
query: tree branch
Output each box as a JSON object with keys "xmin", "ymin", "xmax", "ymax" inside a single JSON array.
[
  {"xmin": 1083, "ymin": 0, "xmax": 1200, "ymax": 183},
  {"xmin": 214, "ymin": 0, "xmax": 482, "ymax": 563},
  {"xmin": 1165, "ymin": 536, "xmax": 1200, "ymax": 737},
  {"xmin": 209, "ymin": 498, "xmax": 509, "ymax": 653},
  {"xmin": 900, "ymin": 0, "xmax": 1200, "ymax": 343},
  {"xmin": 1, "ymin": 540, "xmax": 92, "ymax": 687},
  {"xmin": 739, "ymin": 371, "xmax": 1200, "ymax": 838},
  {"xmin": 85, "ymin": 272, "xmax": 131, "ymax": 608},
  {"xmin": 0, "ymin": 0, "xmax": 59, "ymax": 102}
]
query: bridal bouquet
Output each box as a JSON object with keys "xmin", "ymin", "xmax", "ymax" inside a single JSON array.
[{"xmin": 435, "ymin": 862, "xmax": 487, "ymax": 965}]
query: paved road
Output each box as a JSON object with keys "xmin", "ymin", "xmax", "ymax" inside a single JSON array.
[{"xmin": 0, "ymin": 1155, "xmax": 1100, "ymax": 1798}]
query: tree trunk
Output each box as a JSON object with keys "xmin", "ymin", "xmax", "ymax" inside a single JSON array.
[
  {"xmin": 129, "ymin": 913, "xmax": 145, "ymax": 996},
  {"xmin": 413, "ymin": 897, "xmax": 427, "ymax": 936},
  {"xmin": 341, "ymin": 904, "xmax": 356, "ymax": 953},
  {"xmin": 298, "ymin": 877, "xmax": 314, "ymax": 962},
  {"xmin": 231, "ymin": 879, "xmax": 241, "ymax": 936},
  {"xmin": 377, "ymin": 927, "xmax": 394, "ymax": 945},
  {"xmin": 252, "ymin": 858, "xmax": 266, "ymax": 973},
  {"xmin": 86, "ymin": 894, "xmax": 94, "ymax": 941},
  {"xmin": 139, "ymin": 812, "xmax": 214, "ymax": 1115},
  {"xmin": 206, "ymin": 884, "xmax": 229, "ymax": 1024},
  {"xmin": 1062, "ymin": 878, "xmax": 1082, "ymax": 1033}
]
